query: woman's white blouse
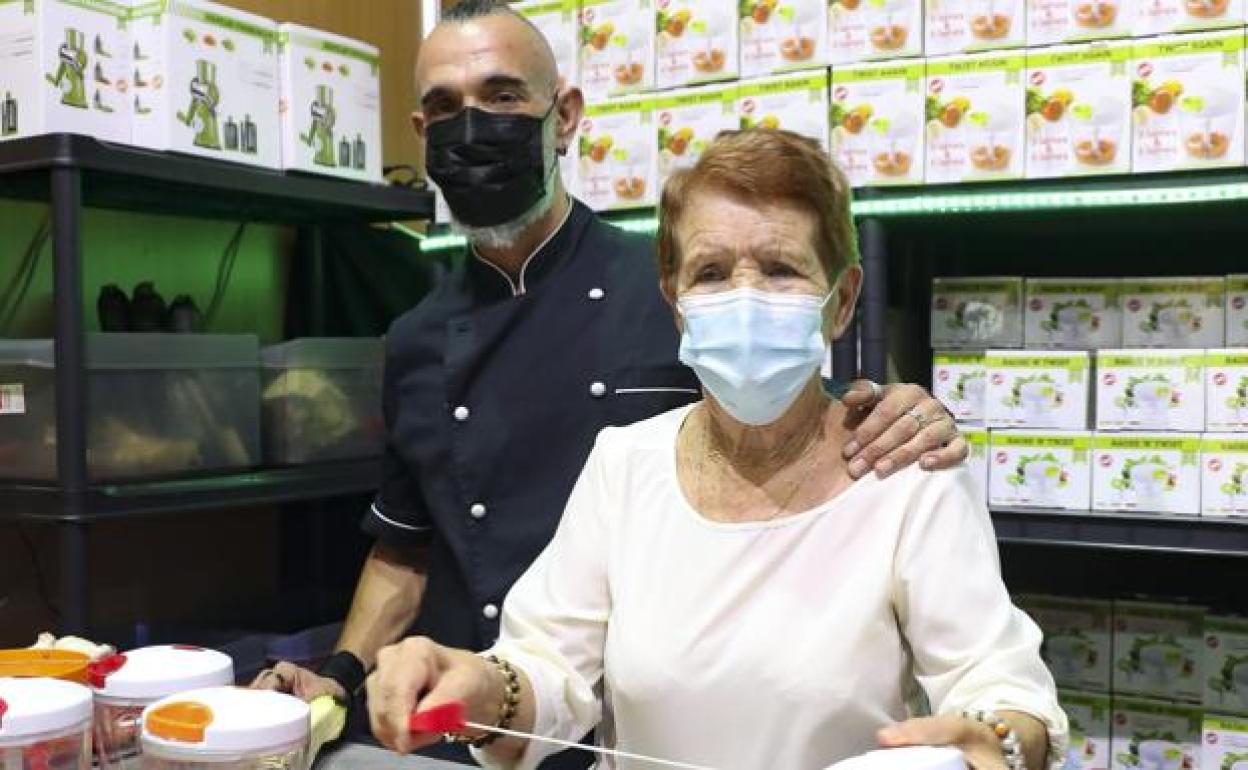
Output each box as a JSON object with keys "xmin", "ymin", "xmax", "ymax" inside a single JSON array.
[{"xmin": 477, "ymin": 405, "xmax": 1068, "ymax": 770}]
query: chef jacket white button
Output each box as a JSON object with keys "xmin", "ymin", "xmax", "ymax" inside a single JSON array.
[
  {"xmin": 453, "ymin": 405, "xmax": 470, "ymax": 422},
  {"xmin": 588, "ymin": 287, "xmax": 605, "ymax": 300},
  {"xmin": 590, "ymin": 381, "xmax": 607, "ymax": 398},
  {"xmin": 470, "ymin": 503, "xmax": 487, "ymax": 519},
  {"xmin": 482, "ymin": 603, "xmax": 500, "ymax": 620}
]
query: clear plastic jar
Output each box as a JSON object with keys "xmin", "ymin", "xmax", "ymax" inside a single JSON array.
[
  {"xmin": 0, "ymin": 718, "xmax": 92, "ymax": 770},
  {"xmin": 139, "ymin": 737, "xmax": 308, "ymax": 770},
  {"xmin": 93, "ymin": 697, "xmax": 147, "ymax": 770}
]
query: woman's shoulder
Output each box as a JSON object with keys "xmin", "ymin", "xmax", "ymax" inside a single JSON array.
[{"xmin": 874, "ymin": 461, "xmax": 986, "ymax": 518}]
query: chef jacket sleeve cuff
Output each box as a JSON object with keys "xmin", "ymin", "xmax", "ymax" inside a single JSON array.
[{"xmin": 360, "ymin": 499, "xmax": 433, "ymax": 546}]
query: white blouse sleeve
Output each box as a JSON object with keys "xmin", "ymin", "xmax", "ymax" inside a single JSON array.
[
  {"xmin": 892, "ymin": 466, "xmax": 1069, "ymax": 769},
  {"xmin": 471, "ymin": 431, "xmax": 616, "ymax": 770}
]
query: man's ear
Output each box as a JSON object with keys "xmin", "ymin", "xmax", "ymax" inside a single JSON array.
[{"xmin": 554, "ymin": 83, "xmax": 584, "ymax": 155}]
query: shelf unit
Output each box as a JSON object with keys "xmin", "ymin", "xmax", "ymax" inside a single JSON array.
[{"xmin": 0, "ymin": 134, "xmax": 434, "ymax": 635}]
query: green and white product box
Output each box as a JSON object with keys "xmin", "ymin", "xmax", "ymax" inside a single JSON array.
[
  {"xmin": 966, "ymin": 426, "xmax": 988, "ymax": 501},
  {"xmin": 1059, "ymin": 690, "xmax": 1113, "ymax": 770},
  {"xmin": 931, "ymin": 276, "xmax": 1024, "ymax": 349},
  {"xmin": 654, "ymin": 83, "xmax": 737, "ymax": 188},
  {"xmin": 516, "ymin": 0, "xmax": 580, "ymax": 86},
  {"xmin": 1095, "ymin": 350, "xmax": 1205, "ymax": 432},
  {"xmin": 1203, "ymin": 715, "xmax": 1248, "ymax": 770},
  {"xmin": 1024, "ymin": 278, "xmax": 1122, "ymax": 349},
  {"xmin": 1092, "ymin": 433, "xmax": 1202, "ymax": 515},
  {"xmin": 579, "ymin": 97, "xmax": 656, "ymax": 211},
  {"xmin": 1227, "ymin": 275, "xmax": 1248, "ymax": 347},
  {"xmin": 933, "ymin": 351, "xmax": 986, "ymax": 422},
  {"xmin": 827, "ymin": 0, "xmax": 923, "ymax": 64},
  {"xmin": 0, "ymin": 0, "xmax": 132, "ymax": 144},
  {"xmin": 656, "ymin": 0, "xmax": 738, "ymax": 88},
  {"xmin": 925, "ymin": 53, "xmax": 1027, "ymax": 184},
  {"xmin": 1027, "ymin": 0, "xmax": 1132, "ymax": 46},
  {"xmin": 579, "ymin": 0, "xmax": 655, "ymax": 100},
  {"xmin": 1201, "ymin": 435, "xmax": 1248, "ymax": 517},
  {"xmin": 1122, "ymin": 277, "xmax": 1227, "ymax": 348},
  {"xmin": 925, "ymin": 0, "xmax": 1026, "ymax": 56},
  {"xmin": 277, "ymin": 24, "xmax": 380, "ymax": 182},
  {"xmin": 985, "ymin": 351, "xmax": 1090, "ymax": 429},
  {"xmin": 1110, "ymin": 696, "xmax": 1203, "ymax": 770},
  {"xmin": 1114, "ymin": 600, "xmax": 1206, "ymax": 704},
  {"xmin": 1019, "ymin": 595, "xmax": 1112, "ymax": 691},
  {"xmin": 830, "ymin": 60, "xmax": 925, "ymax": 187},
  {"xmin": 1205, "ymin": 616, "xmax": 1248, "ymax": 714},
  {"xmin": 739, "ymin": 0, "xmax": 826, "ymax": 76},
  {"xmin": 736, "ymin": 70, "xmax": 830, "ymax": 149},
  {"xmin": 989, "ymin": 430, "xmax": 1092, "ymax": 509},
  {"xmin": 1207, "ymin": 351, "xmax": 1248, "ymax": 432},
  {"xmin": 130, "ymin": 0, "xmax": 280, "ymax": 169},
  {"xmin": 1131, "ymin": 32, "xmax": 1246, "ymax": 174},
  {"xmin": 1135, "ymin": 0, "xmax": 1243, "ymax": 37},
  {"xmin": 1025, "ymin": 43, "xmax": 1132, "ymax": 179}
]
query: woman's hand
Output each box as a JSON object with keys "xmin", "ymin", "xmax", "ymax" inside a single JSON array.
[
  {"xmin": 878, "ymin": 711, "xmax": 1049, "ymax": 770},
  {"xmin": 841, "ymin": 381, "xmax": 965, "ymax": 478}
]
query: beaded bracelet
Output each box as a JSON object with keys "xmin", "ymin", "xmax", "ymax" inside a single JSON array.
[
  {"xmin": 962, "ymin": 709, "xmax": 1027, "ymax": 770},
  {"xmin": 445, "ymin": 655, "xmax": 521, "ymax": 749}
]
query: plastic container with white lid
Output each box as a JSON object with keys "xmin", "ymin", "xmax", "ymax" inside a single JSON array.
[
  {"xmin": 140, "ymin": 687, "xmax": 309, "ymax": 769},
  {"xmin": 826, "ymin": 747, "xmax": 968, "ymax": 770},
  {"xmin": 93, "ymin": 647, "xmax": 234, "ymax": 770},
  {"xmin": 0, "ymin": 677, "xmax": 93, "ymax": 770}
]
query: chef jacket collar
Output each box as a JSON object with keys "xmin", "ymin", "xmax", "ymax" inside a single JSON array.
[{"xmin": 466, "ymin": 196, "xmax": 582, "ymax": 299}]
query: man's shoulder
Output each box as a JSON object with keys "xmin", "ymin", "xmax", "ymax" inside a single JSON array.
[{"xmin": 383, "ymin": 272, "xmax": 460, "ymax": 358}]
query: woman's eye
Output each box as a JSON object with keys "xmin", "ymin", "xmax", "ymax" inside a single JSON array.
[
  {"xmin": 765, "ymin": 262, "xmax": 801, "ymax": 278},
  {"xmin": 693, "ymin": 264, "xmax": 725, "ymax": 283}
]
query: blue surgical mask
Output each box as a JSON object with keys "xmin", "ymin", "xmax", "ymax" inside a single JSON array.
[{"xmin": 678, "ymin": 287, "xmax": 831, "ymax": 426}]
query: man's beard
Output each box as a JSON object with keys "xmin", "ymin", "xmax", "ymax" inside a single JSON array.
[{"xmin": 449, "ymin": 175, "xmax": 558, "ymax": 250}]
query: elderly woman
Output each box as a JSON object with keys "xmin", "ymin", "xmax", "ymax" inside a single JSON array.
[{"xmin": 367, "ymin": 130, "xmax": 1067, "ymax": 770}]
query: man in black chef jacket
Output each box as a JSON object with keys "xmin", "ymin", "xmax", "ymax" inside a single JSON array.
[{"xmin": 255, "ymin": 1, "xmax": 967, "ymax": 765}]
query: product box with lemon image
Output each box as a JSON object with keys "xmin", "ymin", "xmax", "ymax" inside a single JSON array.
[
  {"xmin": 739, "ymin": 0, "xmax": 826, "ymax": 76},
  {"xmin": 0, "ymin": 0, "xmax": 133, "ymax": 144},
  {"xmin": 1092, "ymin": 433, "xmax": 1202, "ymax": 514},
  {"xmin": 989, "ymin": 430, "xmax": 1093, "ymax": 509},
  {"xmin": 830, "ymin": 60, "xmax": 925, "ymax": 187},
  {"xmin": 1206, "ymin": 350, "xmax": 1248, "ymax": 432},
  {"xmin": 579, "ymin": 0, "xmax": 655, "ymax": 101},
  {"xmin": 1201, "ymin": 435, "xmax": 1248, "ymax": 517},
  {"xmin": 925, "ymin": 0, "xmax": 1027, "ymax": 56},
  {"xmin": 828, "ymin": 0, "xmax": 923, "ymax": 64},
  {"xmin": 985, "ymin": 350, "xmax": 1091, "ymax": 429},
  {"xmin": 1018, "ymin": 595, "xmax": 1113, "ymax": 690},
  {"xmin": 1122, "ymin": 276, "xmax": 1226, "ymax": 348},
  {"xmin": 735, "ymin": 70, "xmax": 830, "ymax": 148},
  {"xmin": 516, "ymin": 0, "xmax": 580, "ymax": 86},
  {"xmin": 1096, "ymin": 349, "xmax": 1205, "ymax": 432},
  {"xmin": 1110, "ymin": 696, "xmax": 1203, "ymax": 770},
  {"xmin": 1025, "ymin": 43, "xmax": 1132, "ymax": 179},
  {"xmin": 1060, "ymin": 691, "xmax": 1112, "ymax": 770},
  {"xmin": 931, "ymin": 276, "xmax": 1024, "ymax": 348},
  {"xmin": 130, "ymin": 0, "xmax": 281, "ymax": 169},
  {"xmin": 1131, "ymin": 32, "xmax": 1246, "ymax": 174},
  {"xmin": 924, "ymin": 53, "xmax": 1026, "ymax": 183},
  {"xmin": 1205, "ymin": 617, "xmax": 1248, "ymax": 713},
  {"xmin": 654, "ymin": 83, "xmax": 737, "ymax": 187},
  {"xmin": 1228, "ymin": 275, "xmax": 1248, "ymax": 347},
  {"xmin": 933, "ymin": 351, "xmax": 987, "ymax": 422},
  {"xmin": 966, "ymin": 425, "xmax": 988, "ymax": 501},
  {"xmin": 1114, "ymin": 600, "xmax": 1206, "ymax": 702},
  {"xmin": 656, "ymin": 0, "xmax": 738, "ymax": 88},
  {"xmin": 1204, "ymin": 715, "xmax": 1248, "ymax": 770},
  {"xmin": 578, "ymin": 97, "xmax": 656, "ymax": 211},
  {"xmin": 1027, "ymin": 0, "xmax": 1132, "ymax": 46},
  {"xmin": 1024, "ymin": 278, "xmax": 1122, "ymax": 349}
]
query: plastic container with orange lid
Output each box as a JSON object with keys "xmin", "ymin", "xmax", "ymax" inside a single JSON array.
[
  {"xmin": 140, "ymin": 687, "xmax": 309, "ymax": 770},
  {"xmin": 0, "ymin": 649, "xmax": 90, "ymax": 684},
  {"xmin": 92, "ymin": 646, "xmax": 234, "ymax": 770},
  {"xmin": 0, "ymin": 677, "xmax": 93, "ymax": 770}
]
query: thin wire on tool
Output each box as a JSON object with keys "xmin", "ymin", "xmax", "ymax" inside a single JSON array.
[
  {"xmin": 204, "ymin": 221, "xmax": 246, "ymax": 327},
  {"xmin": 463, "ymin": 721, "xmax": 715, "ymax": 770}
]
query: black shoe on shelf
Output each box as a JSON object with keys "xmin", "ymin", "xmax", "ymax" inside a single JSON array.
[
  {"xmin": 130, "ymin": 281, "xmax": 168, "ymax": 333},
  {"xmin": 166, "ymin": 295, "xmax": 204, "ymax": 334},
  {"xmin": 97, "ymin": 284, "xmax": 131, "ymax": 332}
]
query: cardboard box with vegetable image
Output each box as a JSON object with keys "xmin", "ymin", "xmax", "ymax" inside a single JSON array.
[
  {"xmin": 579, "ymin": 97, "xmax": 656, "ymax": 211},
  {"xmin": 739, "ymin": 0, "xmax": 827, "ymax": 76},
  {"xmin": 1095, "ymin": 349, "xmax": 1205, "ymax": 432},
  {"xmin": 655, "ymin": 83, "xmax": 738, "ymax": 187},
  {"xmin": 930, "ymin": 276, "xmax": 1024, "ymax": 349},
  {"xmin": 1017, "ymin": 595, "xmax": 1113, "ymax": 691},
  {"xmin": 515, "ymin": 0, "xmax": 580, "ymax": 86},
  {"xmin": 827, "ymin": 0, "xmax": 923, "ymax": 64},
  {"xmin": 1091, "ymin": 433, "xmax": 1202, "ymax": 515},
  {"xmin": 1109, "ymin": 696, "xmax": 1203, "ymax": 770},
  {"xmin": 735, "ymin": 70, "xmax": 831, "ymax": 148},
  {"xmin": 1059, "ymin": 690, "xmax": 1112, "ymax": 770},
  {"xmin": 1135, "ymin": 0, "xmax": 1243, "ymax": 37},
  {"xmin": 965, "ymin": 425, "xmax": 988, "ymax": 501},
  {"xmin": 932, "ymin": 351, "xmax": 987, "ymax": 422},
  {"xmin": 1204, "ymin": 616, "xmax": 1248, "ymax": 711},
  {"xmin": 657, "ymin": 0, "xmax": 739, "ymax": 88},
  {"xmin": 830, "ymin": 60, "xmax": 926, "ymax": 187},
  {"xmin": 925, "ymin": 53, "xmax": 1026, "ymax": 183},
  {"xmin": 1203, "ymin": 715, "xmax": 1248, "ymax": 770},
  {"xmin": 1025, "ymin": 43, "xmax": 1132, "ymax": 179},
  {"xmin": 1122, "ymin": 276, "xmax": 1225, "ymax": 348},
  {"xmin": 1113, "ymin": 600, "xmax": 1206, "ymax": 703},
  {"xmin": 985, "ymin": 350, "xmax": 1091, "ymax": 429},
  {"xmin": 1206, "ymin": 349, "xmax": 1248, "ymax": 432},
  {"xmin": 988, "ymin": 430, "xmax": 1093, "ymax": 510},
  {"xmin": 1131, "ymin": 31, "xmax": 1246, "ymax": 174},
  {"xmin": 1024, "ymin": 278, "xmax": 1123, "ymax": 349},
  {"xmin": 1027, "ymin": 0, "xmax": 1133, "ymax": 46},
  {"xmin": 579, "ymin": 0, "xmax": 655, "ymax": 101},
  {"xmin": 1201, "ymin": 434, "xmax": 1248, "ymax": 517},
  {"xmin": 0, "ymin": 0, "xmax": 132, "ymax": 144},
  {"xmin": 925, "ymin": 0, "xmax": 1027, "ymax": 56},
  {"xmin": 1228, "ymin": 275, "xmax": 1248, "ymax": 347}
]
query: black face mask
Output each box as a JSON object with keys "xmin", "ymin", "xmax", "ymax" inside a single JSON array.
[{"xmin": 425, "ymin": 101, "xmax": 557, "ymax": 228}]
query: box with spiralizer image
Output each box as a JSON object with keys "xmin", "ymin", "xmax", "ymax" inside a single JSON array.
[
  {"xmin": 515, "ymin": 0, "xmax": 580, "ymax": 86},
  {"xmin": 925, "ymin": 0, "xmax": 1027, "ymax": 56},
  {"xmin": 1024, "ymin": 278, "xmax": 1122, "ymax": 349},
  {"xmin": 1131, "ymin": 32, "xmax": 1246, "ymax": 174},
  {"xmin": 1114, "ymin": 600, "xmax": 1206, "ymax": 702},
  {"xmin": 654, "ymin": 83, "xmax": 738, "ymax": 189},
  {"xmin": 965, "ymin": 426, "xmax": 988, "ymax": 501},
  {"xmin": 1201, "ymin": 434, "xmax": 1248, "ymax": 517},
  {"xmin": 930, "ymin": 276, "xmax": 1024, "ymax": 349},
  {"xmin": 656, "ymin": 0, "xmax": 738, "ymax": 89},
  {"xmin": 1025, "ymin": 42, "xmax": 1132, "ymax": 179},
  {"xmin": 1060, "ymin": 691, "xmax": 1112, "ymax": 770},
  {"xmin": 739, "ymin": 0, "xmax": 827, "ymax": 76},
  {"xmin": 1018, "ymin": 595, "xmax": 1112, "ymax": 691},
  {"xmin": 932, "ymin": 351, "xmax": 986, "ymax": 422},
  {"xmin": 277, "ymin": 24, "xmax": 381, "ymax": 182},
  {"xmin": 1205, "ymin": 616, "xmax": 1248, "ymax": 714},
  {"xmin": 988, "ymin": 430, "xmax": 1092, "ymax": 510},
  {"xmin": 985, "ymin": 350, "xmax": 1090, "ymax": 429},
  {"xmin": 830, "ymin": 60, "xmax": 926, "ymax": 187},
  {"xmin": 1092, "ymin": 433, "xmax": 1202, "ymax": 515},
  {"xmin": 130, "ymin": 0, "xmax": 281, "ymax": 169},
  {"xmin": 578, "ymin": 97, "xmax": 656, "ymax": 211},
  {"xmin": 924, "ymin": 53, "xmax": 1026, "ymax": 183},
  {"xmin": 0, "ymin": 0, "xmax": 132, "ymax": 144},
  {"xmin": 578, "ymin": 0, "xmax": 655, "ymax": 101},
  {"xmin": 735, "ymin": 70, "xmax": 830, "ymax": 149},
  {"xmin": 1027, "ymin": 0, "xmax": 1133, "ymax": 45},
  {"xmin": 1228, "ymin": 275, "xmax": 1248, "ymax": 347},
  {"xmin": 1204, "ymin": 715, "xmax": 1248, "ymax": 770},
  {"xmin": 1095, "ymin": 349, "xmax": 1205, "ymax": 432},
  {"xmin": 1206, "ymin": 350, "xmax": 1248, "ymax": 432},
  {"xmin": 827, "ymin": 0, "xmax": 923, "ymax": 64},
  {"xmin": 1110, "ymin": 696, "xmax": 1202, "ymax": 770},
  {"xmin": 1122, "ymin": 277, "xmax": 1225, "ymax": 348}
]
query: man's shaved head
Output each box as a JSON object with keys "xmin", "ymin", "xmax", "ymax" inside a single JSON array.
[{"xmin": 418, "ymin": 0, "xmax": 558, "ymax": 101}]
